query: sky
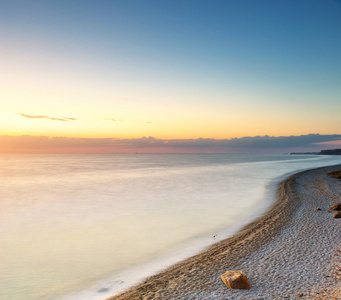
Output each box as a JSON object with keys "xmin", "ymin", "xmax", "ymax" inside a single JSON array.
[{"xmin": 1, "ymin": 0, "xmax": 341, "ymax": 153}]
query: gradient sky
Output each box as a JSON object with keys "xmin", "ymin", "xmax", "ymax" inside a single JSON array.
[{"xmin": 1, "ymin": 0, "xmax": 341, "ymax": 152}]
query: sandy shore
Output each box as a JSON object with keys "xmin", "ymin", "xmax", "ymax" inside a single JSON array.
[{"xmin": 111, "ymin": 165, "xmax": 341, "ymax": 300}]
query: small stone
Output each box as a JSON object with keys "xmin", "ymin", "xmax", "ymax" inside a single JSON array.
[
  {"xmin": 329, "ymin": 170, "xmax": 341, "ymax": 180},
  {"xmin": 220, "ymin": 270, "xmax": 250, "ymax": 290},
  {"xmin": 329, "ymin": 203, "xmax": 341, "ymax": 211},
  {"xmin": 316, "ymin": 207, "xmax": 321, "ymax": 211},
  {"xmin": 299, "ymin": 293, "xmax": 304, "ymax": 297},
  {"xmin": 333, "ymin": 212, "xmax": 341, "ymax": 219}
]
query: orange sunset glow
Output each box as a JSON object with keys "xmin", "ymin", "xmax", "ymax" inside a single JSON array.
[{"xmin": 1, "ymin": 0, "xmax": 341, "ymax": 153}]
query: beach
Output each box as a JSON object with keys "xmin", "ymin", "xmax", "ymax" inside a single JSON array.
[
  {"xmin": 112, "ymin": 164, "xmax": 341, "ymax": 299},
  {"xmin": 4, "ymin": 154, "xmax": 341, "ymax": 300}
]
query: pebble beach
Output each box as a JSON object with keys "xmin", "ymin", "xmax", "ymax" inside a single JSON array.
[{"xmin": 112, "ymin": 164, "xmax": 341, "ymax": 300}]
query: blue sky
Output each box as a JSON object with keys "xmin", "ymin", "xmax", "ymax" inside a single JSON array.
[{"xmin": 1, "ymin": 0, "xmax": 341, "ymax": 152}]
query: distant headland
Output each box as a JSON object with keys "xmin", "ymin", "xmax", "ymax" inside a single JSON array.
[{"xmin": 289, "ymin": 149, "xmax": 341, "ymax": 155}]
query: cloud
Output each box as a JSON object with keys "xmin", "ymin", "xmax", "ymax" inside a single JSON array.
[
  {"xmin": 19, "ymin": 113, "xmax": 77, "ymax": 122},
  {"xmin": 225, "ymin": 134, "xmax": 341, "ymax": 148},
  {"xmin": 313, "ymin": 140, "xmax": 341, "ymax": 146},
  {"xmin": 113, "ymin": 134, "xmax": 341, "ymax": 150},
  {"xmin": 1, "ymin": 134, "xmax": 341, "ymax": 153}
]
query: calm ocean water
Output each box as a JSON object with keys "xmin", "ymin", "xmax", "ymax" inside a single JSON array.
[{"xmin": 1, "ymin": 153, "xmax": 340, "ymax": 300}]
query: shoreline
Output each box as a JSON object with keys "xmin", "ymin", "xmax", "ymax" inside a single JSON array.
[{"xmin": 111, "ymin": 164, "xmax": 341, "ymax": 299}]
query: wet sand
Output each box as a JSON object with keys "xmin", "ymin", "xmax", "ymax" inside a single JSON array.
[{"xmin": 111, "ymin": 165, "xmax": 341, "ymax": 299}]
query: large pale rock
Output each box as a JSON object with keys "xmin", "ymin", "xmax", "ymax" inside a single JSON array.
[
  {"xmin": 329, "ymin": 203, "xmax": 341, "ymax": 211},
  {"xmin": 220, "ymin": 270, "xmax": 250, "ymax": 290}
]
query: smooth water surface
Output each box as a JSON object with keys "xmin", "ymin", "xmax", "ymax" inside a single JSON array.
[{"xmin": 1, "ymin": 154, "xmax": 340, "ymax": 299}]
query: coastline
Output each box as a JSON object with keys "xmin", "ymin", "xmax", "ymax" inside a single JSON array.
[{"xmin": 111, "ymin": 164, "xmax": 341, "ymax": 299}]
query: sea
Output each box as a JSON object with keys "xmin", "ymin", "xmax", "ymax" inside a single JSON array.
[{"xmin": 1, "ymin": 153, "xmax": 340, "ymax": 300}]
